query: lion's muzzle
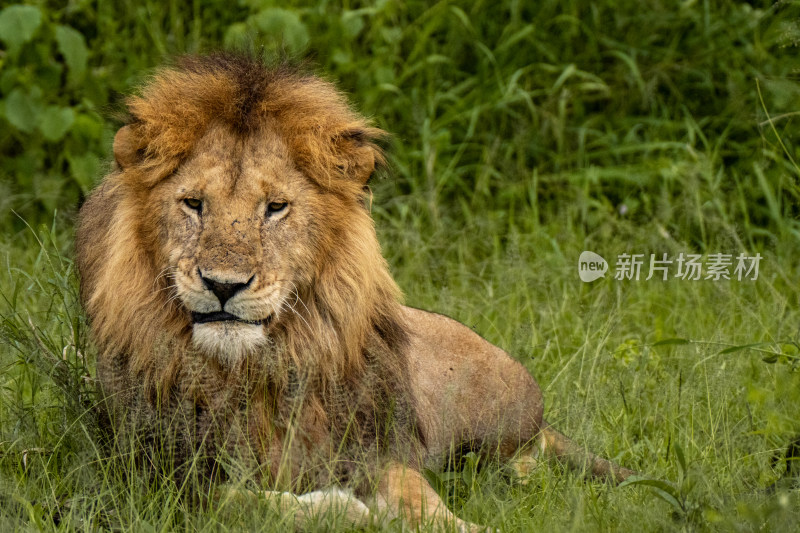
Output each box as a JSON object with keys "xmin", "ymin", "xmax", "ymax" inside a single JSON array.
[{"xmin": 186, "ymin": 270, "xmax": 274, "ymax": 362}]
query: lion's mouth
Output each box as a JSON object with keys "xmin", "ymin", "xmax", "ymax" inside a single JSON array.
[{"xmin": 191, "ymin": 311, "xmax": 268, "ymax": 326}]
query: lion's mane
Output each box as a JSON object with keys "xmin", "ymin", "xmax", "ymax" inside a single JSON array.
[{"xmin": 76, "ymin": 54, "xmax": 417, "ymax": 486}]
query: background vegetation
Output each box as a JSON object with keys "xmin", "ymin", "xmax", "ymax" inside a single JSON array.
[{"xmin": 1, "ymin": 0, "xmax": 799, "ymax": 530}]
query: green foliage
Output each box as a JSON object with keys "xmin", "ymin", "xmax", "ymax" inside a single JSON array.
[
  {"xmin": 0, "ymin": 0, "xmax": 798, "ymax": 244},
  {"xmin": 0, "ymin": 3, "xmax": 105, "ymax": 218},
  {"xmin": 0, "ymin": 5, "xmax": 42, "ymax": 54},
  {"xmin": 231, "ymin": 7, "xmax": 310, "ymax": 52}
]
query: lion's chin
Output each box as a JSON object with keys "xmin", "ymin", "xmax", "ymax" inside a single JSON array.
[{"xmin": 191, "ymin": 322, "xmax": 268, "ymax": 366}]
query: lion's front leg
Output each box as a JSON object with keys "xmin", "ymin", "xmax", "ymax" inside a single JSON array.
[
  {"xmin": 269, "ymin": 488, "xmax": 373, "ymax": 529},
  {"xmin": 375, "ymin": 462, "xmax": 488, "ymax": 533}
]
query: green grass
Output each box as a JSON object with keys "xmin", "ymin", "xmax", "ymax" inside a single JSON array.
[{"xmin": 2, "ymin": 0, "xmax": 800, "ymax": 531}]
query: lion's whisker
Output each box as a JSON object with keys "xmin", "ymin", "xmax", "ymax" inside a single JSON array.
[
  {"xmin": 271, "ymin": 279, "xmax": 312, "ymax": 318},
  {"xmin": 281, "ymin": 297, "xmax": 313, "ymax": 334},
  {"xmin": 153, "ymin": 266, "xmax": 177, "ymax": 289},
  {"xmin": 155, "ymin": 283, "xmax": 178, "ymax": 295},
  {"xmin": 162, "ymin": 288, "xmax": 181, "ymax": 310},
  {"xmin": 288, "ymin": 281, "xmax": 312, "ymax": 317}
]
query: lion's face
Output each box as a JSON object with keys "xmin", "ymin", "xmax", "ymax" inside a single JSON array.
[{"xmin": 156, "ymin": 124, "xmax": 328, "ymax": 363}]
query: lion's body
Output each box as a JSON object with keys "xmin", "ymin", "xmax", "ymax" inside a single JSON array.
[
  {"xmin": 402, "ymin": 307, "xmax": 543, "ymax": 461},
  {"xmin": 76, "ymin": 54, "xmax": 632, "ymax": 531}
]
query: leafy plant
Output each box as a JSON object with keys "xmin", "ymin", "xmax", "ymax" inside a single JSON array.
[{"xmin": 0, "ymin": 4, "xmax": 105, "ymax": 222}]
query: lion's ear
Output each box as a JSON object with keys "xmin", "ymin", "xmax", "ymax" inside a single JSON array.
[
  {"xmin": 340, "ymin": 128, "xmax": 385, "ymax": 185},
  {"xmin": 113, "ymin": 125, "xmax": 143, "ymax": 170}
]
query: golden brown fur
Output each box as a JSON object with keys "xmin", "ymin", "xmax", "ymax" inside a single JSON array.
[{"xmin": 76, "ymin": 53, "xmax": 633, "ymax": 531}]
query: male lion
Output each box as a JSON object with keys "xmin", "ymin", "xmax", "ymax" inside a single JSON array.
[{"xmin": 76, "ymin": 54, "xmax": 633, "ymax": 531}]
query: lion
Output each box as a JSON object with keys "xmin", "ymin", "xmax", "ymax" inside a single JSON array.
[{"xmin": 75, "ymin": 53, "xmax": 634, "ymax": 531}]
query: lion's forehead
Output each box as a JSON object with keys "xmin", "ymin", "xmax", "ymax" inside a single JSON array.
[{"xmin": 175, "ymin": 126, "xmax": 300, "ymax": 202}]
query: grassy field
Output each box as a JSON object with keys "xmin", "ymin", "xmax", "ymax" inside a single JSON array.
[{"xmin": 2, "ymin": 0, "xmax": 800, "ymax": 531}]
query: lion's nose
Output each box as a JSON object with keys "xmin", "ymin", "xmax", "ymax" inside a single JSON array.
[{"xmin": 199, "ymin": 271, "xmax": 254, "ymax": 306}]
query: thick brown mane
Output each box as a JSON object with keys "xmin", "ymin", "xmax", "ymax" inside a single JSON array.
[{"xmin": 75, "ymin": 55, "xmax": 415, "ymax": 486}]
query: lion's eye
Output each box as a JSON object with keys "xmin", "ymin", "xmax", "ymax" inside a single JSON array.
[
  {"xmin": 267, "ymin": 202, "xmax": 288, "ymax": 216},
  {"xmin": 184, "ymin": 198, "xmax": 202, "ymax": 212}
]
